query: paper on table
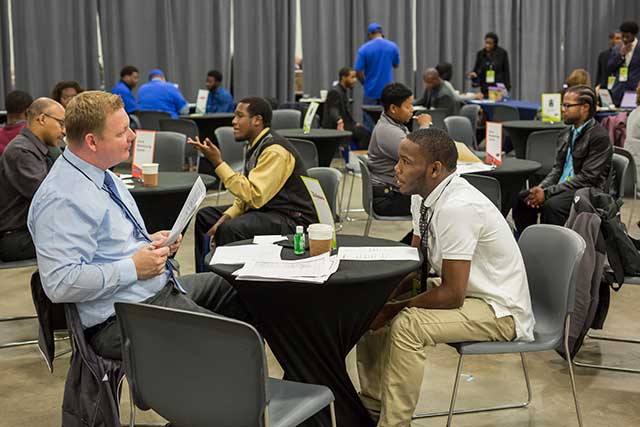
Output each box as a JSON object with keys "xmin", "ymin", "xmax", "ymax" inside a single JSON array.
[
  {"xmin": 162, "ymin": 176, "xmax": 207, "ymax": 247},
  {"xmin": 338, "ymin": 246, "xmax": 420, "ymax": 261},
  {"xmin": 457, "ymin": 162, "xmax": 494, "ymax": 175},
  {"xmin": 118, "ymin": 174, "xmax": 133, "ymax": 180},
  {"xmin": 233, "ymin": 253, "xmax": 340, "ymax": 284},
  {"xmin": 253, "ymin": 235, "xmax": 287, "ymax": 245},
  {"xmin": 210, "ymin": 244, "xmax": 283, "ymax": 265}
]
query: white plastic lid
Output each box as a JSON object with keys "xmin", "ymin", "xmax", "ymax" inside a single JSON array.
[{"xmin": 296, "ymin": 225, "xmax": 304, "ymax": 233}]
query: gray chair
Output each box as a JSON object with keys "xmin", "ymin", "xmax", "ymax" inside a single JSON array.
[
  {"xmin": 492, "ymin": 104, "xmax": 520, "ymax": 122},
  {"xmin": 611, "ymin": 153, "xmax": 629, "ymax": 200},
  {"xmin": 214, "ymin": 126, "xmax": 247, "ymax": 204},
  {"xmin": 116, "ymin": 302, "xmax": 336, "ymax": 427},
  {"xmin": 154, "ymin": 131, "xmax": 186, "ymax": 172},
  {"xmin": 129, "ymin": 114, "xmax": 142, "ymax": 130},
  {"xmin": 136, "ymin": 110, "xmax": 171, "ymax": 130},
  {"xmin": 459, "ymin": 103, "xmax": 481, "ymax": 136},
  {"xmin": 358, "ymin": 157, "xmax": 412, "ymax": 236},
  {"xmin": 307, "ymin": 167, "xmax": 342, "ymax": 219},
  {"xmin": 525, "ymin": 130, "xmax": 560, "ymax": 177},
  {"xmin": 159, "ymin": 118, "xmax": 200, "ymax": 168},
  {"xmin": 0, "ymin": 258, "xmax": 38, "ymax": 349},
  {"xmin": 444, "ymin": 115, "xmax": 476, "ymax": 150},
  {"xmin": 414, "ymin": 224, "xmax": 586, "ymax": 427},
  {"xmin": 289, "ymin": 138, "xmax": 318, "ymax": 170},
  {"xmin": 613, "ymin": 146, "xmax": 637, "ymax": 226},
  {"xmin": 425, "ymin": 108, "xmax": 448, "ymax": 130},
  {"xmin": 461, "ymin": 174, "xmax": 501, "ymax": 209},
  {"xmin": 271, "ymin": 109, "xmax": 302, "ymax": 130}
]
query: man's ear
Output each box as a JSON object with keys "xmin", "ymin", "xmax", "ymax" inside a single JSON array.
[
  {"xmin": 431, "ymin": 161, "xmax": 443, "ymax": 178},
  {"xmin": 85, "ymin": 133, "xmax": 98, "ymax": 153}
]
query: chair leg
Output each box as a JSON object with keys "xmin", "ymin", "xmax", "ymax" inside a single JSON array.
[
  {"xmin": 628, "ymin": 186, "xmax": 637, "ymax": 227},
  {"xmin": 329, "ymin": 401, "xmax": 337, "ymax": 427},
  {"xmin": 364, "ymin": 216, "xmax": 372, "ymax": 237},
  {"xmin": 446, "ymin": 355, "xmax": 464, "ymax": 426},
  {"xmin": 565, "ymin": 315, "xmax": 583, "ymax": 427},
  {"xmin": 129, "ymin": 381, "xmax": 137, "ymax": 427},
  {"xmin": 573, "ymin": 333, "xmax": 640, "ymax": 373},
  {"xmin": 0, "ymin": 315, "xmax": 37, "ymax": 322},
  {"xmin": 339, "ymin": 170, "xmax": 348, "ymax": 215},
  {"xmin": 1, "ymin": 315, "xmax": 70, "ymax": 350}
]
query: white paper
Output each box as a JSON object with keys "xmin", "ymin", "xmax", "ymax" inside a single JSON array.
[
  {"xmin": 457, "ymin": 162, "xmax": 495, "ymax": 175},
  {"xmin": 133, "ymin": 130, "xmax": 155, "ymax": 168},
  {"xmin": 233, "ymin": 253, "xmax": 340, "ymax": 284},
  {"xmin": 163, "ymin": 177, "xmax": 207, "ymax": 247},
  {"xmin": 118, "ymin": 174, "xmax": 133, "ymax": 180},
  {"xmin": 337, "ymin": 246, "xmax": 420, "ymax": 261},
  {"xmin": 485, "ymin": 122, "xmax": 503, "ymax": 165},
  {"xmin": 253, "ymin": 235, "xmax": 287, "ymax": 245},
  {"xmin": 210, "ymin": 244, "xmax": 283, "ymax": 265},
  {"xmin": 195, "ymin": 89, "xmax": 209, "ymax": 114}
]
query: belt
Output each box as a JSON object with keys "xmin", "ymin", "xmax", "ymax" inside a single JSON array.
[{"xmin": 84, "ymin": 316, "xmax": 117, "ymax": 340}]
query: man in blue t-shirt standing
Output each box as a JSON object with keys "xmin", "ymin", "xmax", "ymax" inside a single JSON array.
[
  {"xmin": 355, "ymin": 23, "xmax": 400, "ymax": 131},
  {"xmin": 137, "ymin": 68, "xmax": 188, "ymax": 119},
  {"xmin": 111, "ymin": 65, "xmax": 139, "ymax": 115}
]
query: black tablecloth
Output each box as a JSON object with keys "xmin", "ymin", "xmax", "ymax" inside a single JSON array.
[
  {"xmin": 502, "ymin": 120, "xmax": 567, "ymax": 159},
  {"xmin": 128, "ymin": 172, "xmax": 215, "ymax": 233},
  {"xmin": 208, "ymin": 235, "xmax": 420, "ymax": 427},
  {"xmin": 277, "ymin": 128, "xmax": 352, "ymax": 167}
]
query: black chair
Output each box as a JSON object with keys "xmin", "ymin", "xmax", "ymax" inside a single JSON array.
[
  {"xmin": 116, "ymin": 302, "xmax": 336, "ymax": 427},
  {"xmin": 159, "ymin": 118, "xmax": 200, "ymax": 168},
  {"xmin": 154, "ymin": 131, "xmax": 187, "ymax": 172},
  {"xmin": 136, "ymin": 111, "xmax": 171, "ymax": 130},
  {"xmin": 492, "ymin": 104, "xmax": 520, "ymax": 122},
  {"xmin": 289, "ymin": 138, "xmax": 319, "ymax": 170},
  {"xmin": 525, "ymin": 130, "xmax": 561, "ymax": 186},
  {"xmin": 611, "ymin": 153, "xmax": 629, "ymax": 200},
  {"xmin": 1, "ymin": 259, "xmax": 39, "ymax": 350},
  {"xmin": 461, "ymin": 174, "xmax": 501, "ymax": 210}
]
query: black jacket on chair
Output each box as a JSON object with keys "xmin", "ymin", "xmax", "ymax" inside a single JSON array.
[{"xmin": 322, "ymin": 84, "xmax": 355, "ymax": 130}]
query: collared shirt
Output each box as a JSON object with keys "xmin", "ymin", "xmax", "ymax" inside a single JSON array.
[
  {"xmin": 111, "ymin": 80, "xmax": 138, "ymax": 114},
  {"xmin": 27, "ymin": 148, "xmax": 169, "ymax": 328},
  {"xmin": 215, "ymin": 128, "xmax": 295, "ymax": 219},
  {"xmin": 0, "ymin": 121, "xmax": 27, "ymax": 155},
  {"xmin": 559, "ymin": 119, "xmax": 592, "ymax": 184},
  {"xmin": 625, "ymin": 38, "xmax": 638, "ymax": 67},
  {"xmin": 354, "ymin": 38, "xmax": 400, "ymax": 99},
  {"xmin": 205, "ymin": 86, "xmax": 235, "ymax": 113},
  {"xmin": 137, "ymin": 79, "xmax": 188, "ymax": 119},
  {"xmin": 410, "ymin": 174, "xmax": 535, "ymax": 341},
  {"xmin": 0, "ymin": 127, "xmax": 52, "ymax": 232}
]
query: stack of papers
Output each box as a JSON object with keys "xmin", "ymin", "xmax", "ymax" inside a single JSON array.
[
  {"xmin": 338, "ymin": 247, "xmax": 420, "ymax": 261},
  {"xmin": 233, "ymin": 252, "xmax": 340, "ymax": 284},
  {"xmin": 210, "ymin": 244, "xmax": 282, "ymax": 265},
  {"xmin": 457, "ymin": 162, "xmax": 495, "ymax": 175}
]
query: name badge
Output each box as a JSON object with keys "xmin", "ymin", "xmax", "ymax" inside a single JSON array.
[
  {"xmin": 607, "ymin": 75, "xmax": 616, "ymax": 90},
  {"xmin": 620, "ymin": 67, "xmax": 629, "ymax": 82},
  {"xmin": 486, "ymin": 69, "xmax": 495, "ymax": 83}
]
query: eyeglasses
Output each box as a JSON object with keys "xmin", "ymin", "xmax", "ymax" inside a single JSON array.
[
  {"xmin": 561, "ymin": 102, "xmax": 584, "ymax": 109},
  {"xmin": 43, "ymin": 113, "xmax": 65, "ymax": 128}
]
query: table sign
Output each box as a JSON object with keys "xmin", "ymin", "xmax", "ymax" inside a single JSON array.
[
  {"xmin": 303, "ymin": 101, "xmax": 319, "ymax": 134},
  {"xmin": 132, "ymin": 130, "xmax": 155, "ymax": 178},
  {"xmin": 301, "ymin": 175, "xmax": 336, "ymax": 248},
  {"xmin": 485, "ymin": 121, "xmax": 503, "ymax": 165},
  {"xmin": 195, "ymin": 89, "xmax": 209, "ymax": 114},
  {"xmin": 541, "ymin": 93, "xmax": 562, "ymax": 122}
]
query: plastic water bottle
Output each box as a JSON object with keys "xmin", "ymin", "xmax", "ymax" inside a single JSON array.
[{"xmin": 294, "ymin": 226, "xmax": 305, "ymax": 255}]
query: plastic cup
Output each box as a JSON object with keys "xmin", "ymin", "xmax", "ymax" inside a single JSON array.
[
  {"xmin": 308, "ymin": 223, "xmax": 333, "ymax": 256},
  {"xmin": 141, "ymin": 163, "xmax": 159, "ymax": 187},
  {"xmin": 320, "ymin": 90, "xmax": 328, "ymax": 100}
]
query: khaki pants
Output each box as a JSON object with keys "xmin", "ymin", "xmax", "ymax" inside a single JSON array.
[{"xmin": 357, "ymin": 297, "xmax": 516, "ymax": 427}]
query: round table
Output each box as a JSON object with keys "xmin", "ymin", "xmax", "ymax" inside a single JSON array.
[
  {"xmin": 179, "ymin": 113, "xmax": 235, "ymax": 142},
  {"xmin": 502, "ymin": 120, "xmax": 567, "ymax": 159},
  {"xmin": 128, "ymin": 172, "xmax": 215, "ymax": 233},
  {"xmin": 208, "ymin": 234, "xmax": 420, "ymax": 427},
  {"xmin": 277, "ymin": 128, "xmax": 352, "ymax": 167},
  {"xmin": 468, "ymin": 158, "xmax": 541, "ymax": 216}
]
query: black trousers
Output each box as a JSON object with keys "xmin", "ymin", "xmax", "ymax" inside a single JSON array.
[
  {"xmin": 512, "ymin": 189, "xmax": 576, "ymax": 235},
  {"xmin": 89, "ymin": 273, "xmax": 250, "ymax": 360},
  {"xmin": 0, "ymin": 230, "xmax": 35, "ymax": 262},
  {"xmin": 349, "ymin": 125, "xmax": 372, "ymax": 150},
  {"xmin": 372, "ymin": 185, "xmax": 412, "ymax": 217},
  {"xmin": 194, "ymin": 206, "xmax": 299, "ymax": 273}
]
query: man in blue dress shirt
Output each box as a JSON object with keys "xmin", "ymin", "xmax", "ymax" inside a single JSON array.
[
  {"xmin": 137, "ymin": 68, "xmax": 189, "ymax": 119},
  {"xmin": 110, "ymin": 65, "xmax": 139, "ymax": 114},
  {"xmin": 205, "ymin": 69, "xmax": 235, "ymax": 113},
  {"xmin": 28, "ymin": 91, "xmax": 249, "ymax": 360}
]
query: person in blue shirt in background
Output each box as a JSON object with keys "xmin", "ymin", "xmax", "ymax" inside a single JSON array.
[
  {"xmin": 110, "ymin": 65, "xmax": 139, "ymax": 115},
  {"xmin": 137, "ymin": 68, "xmax": 188, "ymax": 119},
  {"xmin": 205, "ymin": 70, "xmax": 235, "ymax": 113},
  {"xmin": 355, "ymin": 23, "xmax": 400, "ymax": 131}
]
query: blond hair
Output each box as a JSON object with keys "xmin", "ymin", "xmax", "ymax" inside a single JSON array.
[
  {"xmin": 65, "ymin": 91, "xmax": 124, "ymax": 144},
  {"xmin": 565, "ymin": 69, "xmax": 592, "ymax": 88}
]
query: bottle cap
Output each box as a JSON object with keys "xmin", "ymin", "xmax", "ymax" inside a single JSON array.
[{"xmin": 296, "ymin": 225, "xmax": 304, "ymax": 233}]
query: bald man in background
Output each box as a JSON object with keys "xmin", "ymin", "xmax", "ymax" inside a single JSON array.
[
  {"xmin": 0, "ymin": 98, "xmax": 66, "ymax": 261},
  {"xmin": 415, "ymin": 68, "xmax": 456, "ymax": 116}
]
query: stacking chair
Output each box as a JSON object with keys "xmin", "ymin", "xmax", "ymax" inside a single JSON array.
[
  {"xmin": 271, "ymin": 109, "xmax": 302, "ymax": 130},
  {"xmin": 116, "ymin": 303, "xmax": 336, "ymax": 427},
  {"xmin": 136, "ymin": 111, "xmax": 171, "ymax": 130},
  {"xmin": 289, "ymin": 138, "xmax": 319, "ymax": 170},
  {"xmin": 154, "ymin": 131, "xmax": 186, "ymax": 172},
  {"xmin": 461, "ymin": 174, "xmax": 501, "ymax": 210},
  {"xmin": 444, "ymin": 115, "xmax": 477, "ymax": 150},
  {"xmin": 611, "ymin": 153, "xmax": 629, "ymax": 200},
  {"xmin": 307, "ymin": 167, "xmax": 343, "ymax": 220},
  {"xmin": 214, "ymin": 126, "xmax": 247, "ymax": 204},
  {"xmin": 525, "ymin": 130, "xmax": 561, "ymax": 186},
  {"xmin": 413, "ymin": 225, "xmax": 586, "ymax": 427},
  {"xmin": 459, "ymin": 104, "xmax": 481, "ymax": 136},
  {"xmin": 613, "ymin": 146, "xmax": 637, "ymax": 226},
  {"xmin": 492, "ymin": 104, "xmax": 519, "ymax": 122},
  {"xmin": 1, "ymin": 258, "xmax": 38, "ymax": 349},
  {"xmin": 358, "ymin": 157, "xmax": 412, "ymax": 236},
  {"xmin": 159, "ymin": 118, "xmax": 200, "ymax": 169}
]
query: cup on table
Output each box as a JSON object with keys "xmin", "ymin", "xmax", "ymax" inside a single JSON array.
[
  {"xmin": 308, "ymin": 223, "xmax": 333, "ymax": 256},
  {"xmin": 141, "ymin": 163, "xmax": 159, "ymax": 187},
  {"xmin": 320, "ymin": 90, "xmax": 328, "ymax": 100}
]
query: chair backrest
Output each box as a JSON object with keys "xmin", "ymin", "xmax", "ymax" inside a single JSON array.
[
  {"xmin": 612, "ymin": 152, "xmax": 629, "ymax": 199},
  {"xmin": 444, "ymin": 115, "xmax": 476, "ymax": 149},
  {"xmin": 518, "ymin": 225, "xmax": 585, "ymax": 338},
  {"xmin": 307, "ymin": 167, "xmax": 342, "ymax": 217},
  {"xmin": 116, "ymin": 303, "xmax": 268, "ymax": 427},
  {"xmin": 129, "ymin": 114, "xmax": 142, "ymax": 130},
  {"xmin": 214, "ymin": 126, "xmax": 246, "ymax": 172},
  {"xmin": 426, "ymin": 108, "xmax": 448, "ymax": 129},
  {"xmin": 461, "ymin": 174, "xmax": 501, "ymax": 209},
  {"xmin": 271, "ymin": 109, "xmax": 302, "ymax": 130},
  {"xmin": 288, "ymin": 138, "xmax": 319, "ymax": 170},
  {"xmin": 525, "ymin": 130, "xmax": 561, "ymax": 176},
  {"xmin": 154, "ymin": 131, "xmax": 186, "ymax": 172},
  {"xmin": 159, "ymin": 118, "xmax": 200, "ymax": 165},
  {"xmin": 358, "ymin": 156, "xmax": 374, "ymax": 216},
  {"xmin": 491, "ymin": 104, "xmax": 519, "ymax": 122},
  {"xmin": 136, "ymin": 111, "xmax": 171, "ymax": 130},
  {"xmin": 459, "ymin": 104, "xmax": 481, "ymax": 135},
  {"xmin": 613, "ymin": 146, "xmax": 637, "ymax": 196}
]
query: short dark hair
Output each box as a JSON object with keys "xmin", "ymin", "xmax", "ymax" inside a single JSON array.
[
  {"xmin": 565, "ymin": 84, "xmax": 597, "ymax": 118},
  {"xmin": 339, "ymin": 67, "xmax": 354, "ymax": 79},
  {"xmin": 609, "ymin": 30, "xmax": 621, "ymax": 39},
  {"xmin": 380, "ymin": 82, "xmax": 412, "ymax": 112},
  {"xmin": 207, "ymin": 70, "xmax": 223, "ymax": 82},
  {"xmin": 485, "ymin": 32, "xmax": 499, "ymax": 45},
  {"xmin": 238, "ymin": 96, "xmax": 272, "ymax": 127},
  {"xmin": 407, "ymin": 128, "xmax": 458, "ymax": 171},
  {"xmin": 51, "ymin": 80, "xmax": 84, "ymax": 103},
  {"xmin": 620, "ymin": 21, "xmax": 639, "ymax": 35},
  {"xmin": 435, "ymin": 62, "xmax": 453, "ymax": 81},
  {"xmin": 5, "ymin": 90, "xmax": 33, "ymax": 115},
  {"xmin": 120, "ymin": 65, "xmax": 138, "ymax": 78}
]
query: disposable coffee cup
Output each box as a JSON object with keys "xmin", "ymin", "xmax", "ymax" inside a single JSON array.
[
  {"xmin": 141, "ymin": 163, "xmax": 159, "ymax": 187},
  {"xmin": 320, "ymin": 89, "xmax": 328, "ymax": 100},
  {"xmin": 308, "ymin": 223, "xmax": 333, "ymax": 256}
]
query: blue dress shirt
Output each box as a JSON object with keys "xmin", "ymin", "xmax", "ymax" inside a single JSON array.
[
  {"xmin": 111, "ymin": 80, "xmax": 138, "ymax": 114},
  {"xmin": 27, "ymin": 149, "xmax": 169, "ymax": 328},
  {"xmin": 137, "ymin": 79, "xmax": 188, "ymax": 118},
  {"xmin": 205, "ymin": 86, "xmax": 235, "ymax": 113}
]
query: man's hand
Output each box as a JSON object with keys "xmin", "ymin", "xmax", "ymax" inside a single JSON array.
[
  {"xmin": 415, "ymin": 113, "xmax": 432, "ymax": 128},
  {"xmin": 356, "ymin": 122, "xmax": 364, "ymax": 128},
  {"xmin": 468, "ymin": 71, "xmax": 478, "ymax": 79},
  {"xmin": 370, "ymin": 303, "xmax": 404, "ymax": 330},
  {"xmin": 132, "ymin": 244, "xmax": 170, "ymax": 280},
  {"xmin": 188, "ymin": 136, "xmax": 223, "ymax": 167},
  {"xmin": 525, "ymin": 186, "xmax": 545, "ymax": 208},
  {"xmin": 337, "ymin": 118, "xmax": 344, "ymax": 131},
  {"xmin": 149, "ymin": 230, "xmax": 182, "ymax": 256},
  {"xmin": 207, "ymin": 214, "xmax": 230, "ymax": 248}
]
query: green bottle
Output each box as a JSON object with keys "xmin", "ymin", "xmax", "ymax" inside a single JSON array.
[{"xmin": 294, "ymin": 225, "xmax": 305, "ymax": 255}]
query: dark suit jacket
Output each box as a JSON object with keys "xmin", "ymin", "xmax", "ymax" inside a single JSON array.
[
  {"xmin": 595, "ymin": 48, "xmax": 613, "ymax": 88},
  {"xmin": 322, "ymin": 84, "xmax": 355, "ymax": 130},
  {"xmin": 608, "ymin": 42, "xmax": 640, "ymax": 105},
  {"xmin": 472, "ymin": 46, "xmax": 511, "ymax": 91},
  {"xmin": 415, "ymin": 83, "xmax": 456, "ymax": 116}
]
